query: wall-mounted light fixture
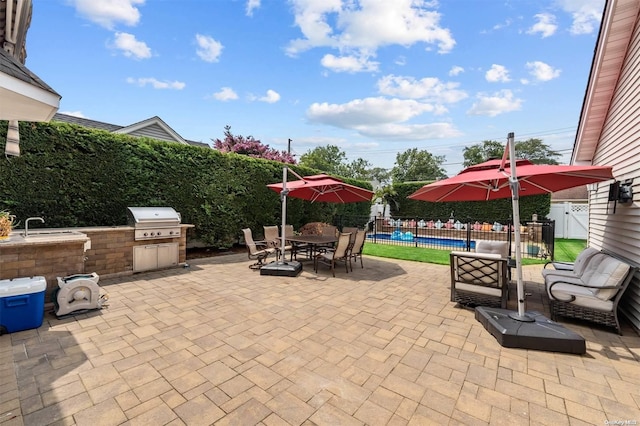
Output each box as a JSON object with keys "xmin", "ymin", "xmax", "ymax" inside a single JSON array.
[{"xmin": 618, "ymin": 179, "xmax": 633, "ymax": 203}]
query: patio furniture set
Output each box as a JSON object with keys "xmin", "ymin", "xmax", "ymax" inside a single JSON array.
[
  {"xmin": 242, "ymin": 224, "xmax": 368, "ymax": 277},
  {"xmin": 450, "ymin": 243, "xmax": 637, "ymax": 335}
]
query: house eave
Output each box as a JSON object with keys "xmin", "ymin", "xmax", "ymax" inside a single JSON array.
[{"xmin": 573, "ymin": 0, "xmax": 640, "ymax": 164}]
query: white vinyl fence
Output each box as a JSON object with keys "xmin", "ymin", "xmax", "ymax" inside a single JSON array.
[{"xmin": 548, "ymin": 202, "xmax": 589, "ymax": 239}]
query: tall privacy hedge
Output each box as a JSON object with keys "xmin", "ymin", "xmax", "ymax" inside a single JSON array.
[
  {"xmin": 0, "ymin": 121, "xmax": 372, "ymax": 247},
  {"xmin": 389, "ymin": 181, "xmax": 550, "ymax": 223}
]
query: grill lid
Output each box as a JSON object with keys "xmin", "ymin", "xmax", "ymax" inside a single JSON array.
[{"xmin": 127, "ymin": 207, "xmax": 181, "ymax": 226}]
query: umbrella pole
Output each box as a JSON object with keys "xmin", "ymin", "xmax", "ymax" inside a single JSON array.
[
  {"xmin": 506, "ymin": 132, "xmax": 534, "ymax": 321},
  {"xmin": 280, "ymin": 166, "xmax": 288, "ymax": 262}
]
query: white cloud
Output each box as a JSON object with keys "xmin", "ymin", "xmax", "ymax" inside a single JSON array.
[
  {"xmin": 395, "ymin": 56, "xmax": 407, "ymax": 66},
  {"xmin": 485, "ymin": 64, "xmax": 510, "ymax": 83},
  {"xmin": 213, "ymin": 87, "xmax": 238, "ymax": 101},
  {"xmin": 527, "ymin": 13, "xmax": 557, "ymax": 38},
  {"xmin": 60, "ymin": 111, "xmax": 86, "ymax": 118},
  {"xmin": 449, "ymin": 66, "xmax": 464, "ymax": 76},
  {"xmin": 356, "ymin": 122, "xmax": 462, "ymax": 141},
  {"xmin": 526, "ymin": 61, "xmax": 561, "ymax": 81},
  {"xmin": 195, "ymin": 34, "xmax": 223, "ymax": 63},
  {"xmin": 259, "ymin": 90, "xmax": 281, "ymax": 103},
  {"xmin": 467, "ymin": 90, "xmax": 522, "ymax": 117},
  {"xmin": 320, "ymin": 54, "xmax": 379, "ymax": 73},
  {"xmin": 376, "ymin": 75, "xmax": 467, "ymax": 104},
  {"xmin": 246, "ymin": 0, "xmax": 260, "ymax": 16},
  {"xmin": 112, "ymin": 32, "xmax": 151, "ymax": 59},
  {"xmin": 305, "ymin": 96, "xmax": 461, "ymax": 140},
  {"xmin": 126, "ymin": 77, "xmax": 185, "ymax": 90},
  {"xmin": 556, "ymin": 0, "xmax": 605, "ymax": 35},
  {"xmin": 70, "ymin": 0, "xmax": 144, "ymax": 29},
  {"xmin": 287, "ymin": 0, "xmax": 455, "ymax": 72},
  {"xmin": 492, "ymin": 19, "xmax": 512, "ymax": 31},
  {"xmin": 307, "ymin": 97, "xmax": 435, "ymax": 128}
]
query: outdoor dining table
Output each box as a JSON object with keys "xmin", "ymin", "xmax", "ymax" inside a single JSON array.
[{"xmin": 282, "ymin": 235, "xmax": 338, "ymax": 261}]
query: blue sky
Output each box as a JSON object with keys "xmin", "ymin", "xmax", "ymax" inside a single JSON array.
[{"xmin": 25, "ymin": 0, "xmax": 605, "ymax": 176}]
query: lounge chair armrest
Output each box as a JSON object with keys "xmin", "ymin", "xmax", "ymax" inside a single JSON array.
[{"xmin": 547, "ymin": 280, "xmax": 624, "ymax": 302}]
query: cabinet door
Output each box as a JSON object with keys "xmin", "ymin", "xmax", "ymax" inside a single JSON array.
[
  {"xmin": 157, "ymin": 243, "xmax": 179, "ymax": 269},
  {"xmin": 133, "ymin": 245, "xmax": 158, "ymax": 272}
]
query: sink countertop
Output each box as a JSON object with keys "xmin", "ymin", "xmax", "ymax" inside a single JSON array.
[{"xmin": 2, "ymin": 229, "xmax": 90, "ymax": 246}]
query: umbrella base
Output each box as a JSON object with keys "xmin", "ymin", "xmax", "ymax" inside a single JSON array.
[
  {"xmin": 260, "ymin": 260, "xmax": 302, "ymax": 277},
  {"xmin": 475, "ymin": 307, "xmax": 586, "ymax": 354}
]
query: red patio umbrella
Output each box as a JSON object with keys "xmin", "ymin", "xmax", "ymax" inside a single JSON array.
[
  {"xmin": 408, "ymin": 133, "xmax": 614, "ymax": 321},
  {"xmin": 267, "ymin": 174, "xmax": 374, "ymax": 203},
  {"xmin": 408, "ymin": 159, "xmax": 613, "ymax": 202}
]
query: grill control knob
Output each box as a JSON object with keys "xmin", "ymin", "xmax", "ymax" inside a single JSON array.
[
  {"xmin": 157, "ymin": 231, "xmax": 162, "ymax": 236},
  {"xmin": 143, "ymin": 232, "xmax": 148, "ymax": 237}
]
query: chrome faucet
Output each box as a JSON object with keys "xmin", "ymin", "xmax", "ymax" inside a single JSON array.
[{"xmin": 24, "ymin": 217, "xmax": 45, "ymax": 237}]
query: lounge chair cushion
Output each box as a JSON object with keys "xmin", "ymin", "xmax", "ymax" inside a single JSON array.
[
  {"xmin": 542, "ymin": 247, "xmax": 600, "ymax": 278},
  {"xmin": 475, "ymin": 240, "xmax": 509, "ymax": 257},
  {"xmin": 545, "ymin": 253, "xmax": 631, "ymax": 301}
]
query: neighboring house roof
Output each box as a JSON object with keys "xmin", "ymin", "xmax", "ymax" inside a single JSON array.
[
  {"xmin": 53, "ymin": 113, "xmax": 211, "ymax": 149},
  {"xmin": 550, "ymin": 186, "xmax": 588, "ymax": 202},
  {"xmin": 573, "ymin": 0, "xmax": 640, "ymax": 163}
]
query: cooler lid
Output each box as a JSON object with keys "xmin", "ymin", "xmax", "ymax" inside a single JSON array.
[{"xmin": 0, "ymin": 276, "xmax": 47, "ymax": 297}]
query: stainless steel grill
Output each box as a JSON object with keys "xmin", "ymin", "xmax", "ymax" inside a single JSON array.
[{"xmin": 127, "ymin": 207, "xmax": 181, "ymax": 241}]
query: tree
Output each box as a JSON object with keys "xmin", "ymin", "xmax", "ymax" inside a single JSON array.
[
  {"xmin": 347, "ymin": 158, "xmax": 373, "ymax": 181},
  {"xmin": 298, "ymin": 145, "xmax": 348, "ymax": 176},
  {"xmin": 299, "ymin": 145, "xmax": 379, "ymax": 181},
  {"xmin": 515, "ymin": 138, "xmax": 560, "ymax": 165},
  {"xmin": 462, "ymin": 140, "xmax": 504, "ymax": 167},
  {"xmin": 391, "ymin": 148, "xmax": 447, "ymax": 183},
  {"xmin": 212, "ymin": 125, "xmax": 296, "ymax": 164},
  {"xmin": 463, "ymin": 138, "xmax": 561, "ymax": 167},
  {"xmin": 374, "ymin": 185, "xmax": 399, "ymax": 217}
]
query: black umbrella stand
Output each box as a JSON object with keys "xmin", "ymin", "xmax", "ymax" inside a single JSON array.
[{"xmin": 475, "ymin": 133, "xmax": 586, "ymax": 354}]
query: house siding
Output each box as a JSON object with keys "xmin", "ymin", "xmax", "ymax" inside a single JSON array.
[{"xmin": 589, "ymin": 14, "xmax": 640, "ymax": 333}]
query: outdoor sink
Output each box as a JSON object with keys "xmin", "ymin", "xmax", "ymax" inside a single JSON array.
[{"xmin": 23, "ymin": 230, "xmax": 87, "ymax": 241}]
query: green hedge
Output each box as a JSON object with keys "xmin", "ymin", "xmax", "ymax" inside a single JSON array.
[
  {"xmin": 0, "ymin": 121, "xmax": 372, "ymax": 247},
  {"xmin": 389, "ymin": 181, "xmax": 550, "ymax": 223}
]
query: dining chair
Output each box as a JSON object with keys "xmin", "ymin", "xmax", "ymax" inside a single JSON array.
[
  {"xmin": 348, "ymin": 229, "xmax": 367, "ymax": 270},
  {"xmin": 314, "ymin": 232, "xmax": 351, "ymax": 277},
  {"xmin": 242, "ymin": 228, "xmax": 275, "ymax": 269},
  {"xmin": 264, "ymin": 225, "xmax": 293, "ymax": 260}
]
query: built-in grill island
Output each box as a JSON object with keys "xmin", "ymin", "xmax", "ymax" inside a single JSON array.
[{"xmin": 127, "ymin": 207, "xmax": 182, "ymax": 272}]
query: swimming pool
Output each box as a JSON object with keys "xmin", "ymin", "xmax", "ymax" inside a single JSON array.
[{"xmin": 368, "ymin": 233, "xmax": 475, "ymax": 250}]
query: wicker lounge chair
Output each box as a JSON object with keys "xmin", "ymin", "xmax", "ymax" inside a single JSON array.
[
  {"xmin": 450, "ymin": 251, "xmax": 509, "ymax": 309},
  {"xmin": 545, "ymin": 251, "xmax": 637, "ymax": 334}
]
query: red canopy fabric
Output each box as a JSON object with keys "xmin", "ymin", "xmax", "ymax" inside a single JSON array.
[
  {"xmin": 268, "ymin": 174, "xmax": 373, "ymax": 203},
  {"xmin": 408, "ymin": 160, "xmax": 614, "ymax": 202}
]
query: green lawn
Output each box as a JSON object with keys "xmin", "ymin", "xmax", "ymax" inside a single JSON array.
[{"xmin": 363, "ymin": 239, "xmax": 586, "ymax": 265}]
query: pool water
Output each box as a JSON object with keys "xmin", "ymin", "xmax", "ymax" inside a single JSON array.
[{"xmin": 369, "ymin": 233, "xmax": 475, "ymax": 250}]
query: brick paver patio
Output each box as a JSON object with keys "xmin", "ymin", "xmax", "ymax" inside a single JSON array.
[{"xmin": 1, "ymin": 253, "xmax": 639, "ymax": 425}]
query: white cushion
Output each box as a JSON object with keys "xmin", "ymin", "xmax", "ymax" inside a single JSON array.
[
  {"xmin": 455, "ymin": 282, "xmax": 503, "ymax": 297},
  {"xmin": 548, "ymin": 283, "xmax": 614, "ymax": 311},
  {"xmin": 475, "ymin": 240, "xmax": 509, "ymax": 257}
]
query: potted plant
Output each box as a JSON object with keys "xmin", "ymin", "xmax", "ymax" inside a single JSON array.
[{"xmin": 0, "ymin": 211, "xmax": 16, "ymax": 241}]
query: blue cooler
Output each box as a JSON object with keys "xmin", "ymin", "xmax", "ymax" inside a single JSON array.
[{"xmin": 0, "ymin": 276, "xmax": 47, "ymax": 334}]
